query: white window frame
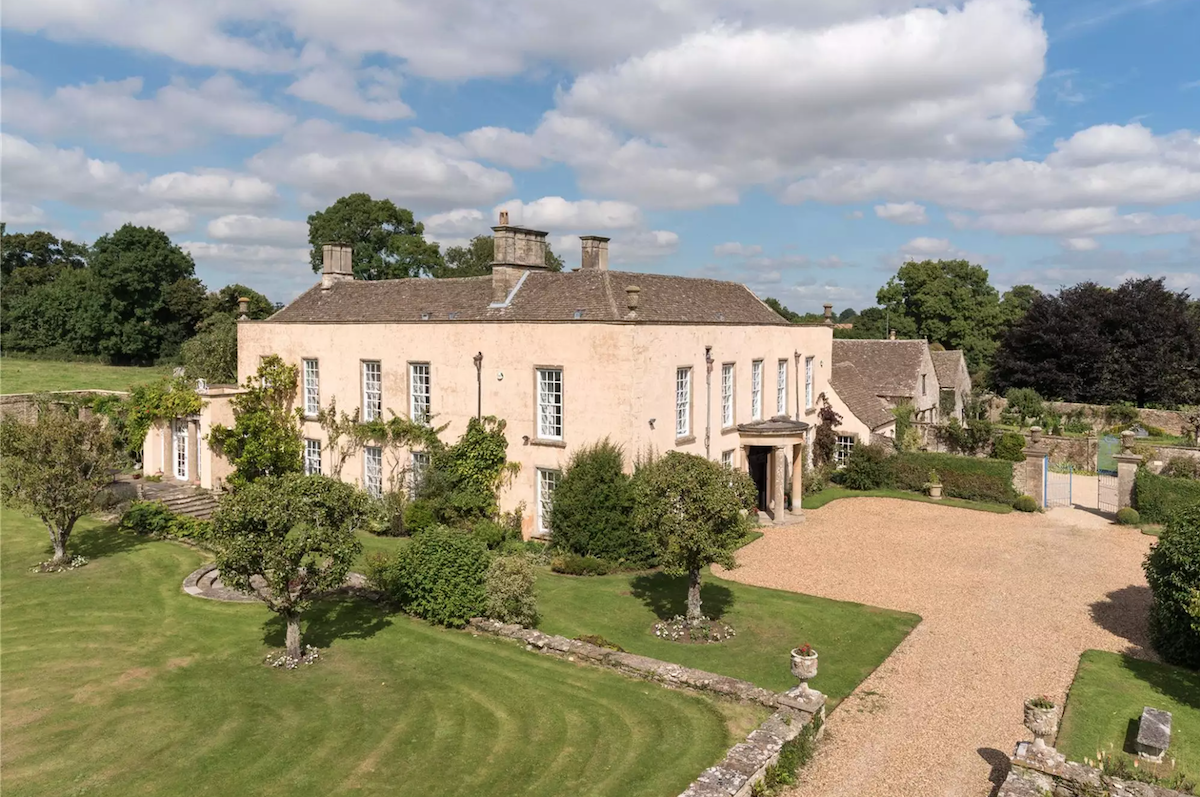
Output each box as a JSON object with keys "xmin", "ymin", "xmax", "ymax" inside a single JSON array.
[
  {"xmin": 805, "ymin": 356, "xmax": 815, "ymax": 410},
  {"xmin": 721, "ymin": 363, "xmax": 734, "ymax": 428},
  {"xmin": 537, "ymin": 468, "xmax": 562, "ymax": 537},
  {"xmin": 751, "ymin": 360, "xmax": 763, "ymax": 420},
  {"xmin": 721, "ymin": 449, "xmax": 734, "ymax": 468},
  {"xmin": 777, "ymin": 358, "xmax": 788, "ymax": 416},
  {"xmin": 362, "ymin": 361, "xmax": 382, "ymax": 422},
  {"xmin": 536, "ymin": 367, "xmax": 563, "ymax": 440},
  {"xmin": 835, "ymin": 435, "xmax": 855, "ymax": 466},
  {"xmin": 675, "ymin": 367, "xmax": 692, "ymax": 438},
  {"xmin": 364, "ymin": 445, "xmax": 383, "ymax": 497},
  {"xmin": 173, "ymin": 420, "xmax": 188, "ymax": 480},
  {"xmin": 410, "ymin": 450, "xmax": 430, "ymax": 493},
  {"xmin": 304, "ymin": 438, "xmax": 322, "ymax": 476},
  {"xmin": 302, "ymin": 359, "xmax": 320, "ymax": 418},
  {"xmin": 409, "ymin": 362, "xmax": 431, "ymax": 424}
]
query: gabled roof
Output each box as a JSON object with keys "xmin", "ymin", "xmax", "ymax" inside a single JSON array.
[
  {"xmin": 829, "ymin": 362, "xmax": 894, "ymax": 431},
  {"xmin": 930, "ymin": 350, "xmax": 966, "ymax": 388},
  {"xmin": 267, "ymin": 270, "xmax": 790, "ymax": 326},
  {"xmin": 831, "ymin": 339, "xmax": 928, "ymax": 397}
]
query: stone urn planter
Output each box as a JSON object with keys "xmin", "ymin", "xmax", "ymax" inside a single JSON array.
[
  {"xmin": 1024, "ymin": 697, "xmax": 1058, "ymax": 752},
  {"xmin": 927, "ymin": 484, "xmax": 943, "ymax": 500},
  {"xmin": 791, "ymin": 646, "xmax": 818, "ymax": 695}
]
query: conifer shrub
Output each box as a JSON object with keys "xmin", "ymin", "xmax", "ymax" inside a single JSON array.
[{"xmin": 549, "ymin": 439, "xmax": 653, "ymax": 566}]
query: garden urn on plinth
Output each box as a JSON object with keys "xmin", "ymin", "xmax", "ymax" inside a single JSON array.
[
  {"xmin": 928, "ymin": 484, "xmax": 943, "ymax": 500},
  {"xmin": 1023, "ymin": 698, "xmax": 1058, "ymax": 754},
  {"xmin": 791, "ymin": 647, "xmax": 818, "ymax": 696}
]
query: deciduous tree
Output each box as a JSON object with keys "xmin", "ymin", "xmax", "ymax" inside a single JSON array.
[
  {"xmin": 0, "ymin": 404, "xmax": 119, "ymax": 565},
  {"xmin": 631, "ymin": 452, "xmax": 755, "ymax": 623},
  {"xmin": 307, "ymin": 193, "xmax": 444, "ymax": 280},
  {"xmin": 208, "ymin": 355, "xmax": 303, "ymax": 487},
  {"xmin": 435, "ymin": 234, "xmax": 564, "ymax": 277}
]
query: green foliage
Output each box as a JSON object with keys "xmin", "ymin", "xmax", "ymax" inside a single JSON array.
[
  {"xmin": 1116, "ymin": 507, "xmax": 1141, "ymax": 526},
  {"xmin": 891, "ymin": 402, "xmax": 921, "ymax": 452},
  {"xmin": 124, "ymin": 376, "xmax": 203, "ymax": 461},
  {"xmin": 472, "ymin": 518, "xmax": 513, "ymax": 550},
  {"xmin": 891, "ymin": 452, "xmax": 1017, "ymax": 504},
  {"xmin": 764, "ymin": 297, "xmax": 803, "ymax": 323},
  {"xmin": 839, "ymin": 444, "xmax": 892, "ymax": 490},
  {"xmin": 416, "ymin": 416, "xmax": 516, "ymax": 527},
  {"xmin": 1104, "ymin": 402, "xmax": 1140, "ymax": 428},
  {"xmin": 366, "ymin": 490, "xmax": 409, "ymax": 537},
  {"xmin": 550, "ymin": 553, "xmax": 612, "ymax": 576},
  {"xmin": 207, "ymin": 355, "xmax": 303, "ymax": 487},
  {"xmin": 938, "ymin": 389, "xmax": 957, "ymax": 419},
  {"xmin": 1002, "ymin": 387, "xmax": 1044, "ymax": 426},
  {"xmin": 307, "ymin": 193, "xmax": 445, "ymax": 280},
  {"xmin": 212, "ymin": 474, "xmax": 368, "ymax": 653},
  {"xmin": 434, "ymin": 234, "xmax": 564, "ymax": 277},
  {"xmin": 1135, "ymin": 469, "xmax": 1200, "ymax": 524},
  {"xmin": 992, "ymin": 432, "xmax": 1027, "ymax": 462},
  {"xmin": 120, "ymin": 500, "xmax": 212, "ymax": 543},
  {"xmin": 937, "ymin": 417, "xmax": 994, "ymax": 455},
  {"xmin": 0, "ymin": 403, "xmax": 120, "ymax": 563},
  {"xmin": 369, "ymin": 527, "xmax": 491, "ymax": 627},
  {"xmin": 403, "ymin": 499, "xmax": 439, "ymax": 534},
  {"xmin": 1163, "ymin": 457, "xmax": 1200, "ymax": 480},
  {"xmin": 201, "ymin": 284, "xmax": 274, "ymax": 320},
  {"xmin": 812, "ymin": 400, "xmax": 842, "ymax": 467},
  {"xmin": 751, "ymin": 714, "xmax": 823, "ymax": 795},
  {"xmin": 550, "ymin": 439, "xmax": 651, "ymax": 566},
  {"xmin": 180, "ymin": 314, "xmax": 238, "ymax": 383},
  {"xmin": 1013, "ymin": 495, "xmax": 1040, "ymax": 512},
  {"xmin": 484, "ymin": 554, "xmax": 539, "ymax": 626},
  {"xmin": 1063, "ymin": 408, "xmax": 1092, "ymax": 434},
  {"xmin": 1143, "ymin": 504, "xmax": 1200, "ymax": 668}
]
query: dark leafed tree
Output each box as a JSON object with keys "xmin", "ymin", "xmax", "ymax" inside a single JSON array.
[
  {"xmin": 0, "ymin": 229, "xmax": 93, "ymax": 353},
  {"xmin": 833, "ymin": 306, "xmax": 916, "ymax": 339},
  {"xmin": 212, "ymin": 474, "xmax": 368, "ymax": 659},
  {"xmin": 876, "ymin": 259, "xmax": 1005, "ymax": 373},
  {"xmin": 0, "ymin": 404, "xmax": 119, "ymax": 566},
  {"xmin": 434, "ymin": 234, "xmax": 565, "ymax": 277},
  {"xmin": 307, "ymin": 193, "xmax": 445, "ymax": 280},
  {"xmin": 631, "ymin": 452, "xmax": 756, "ymax": 624},
  {"xmin": 202, "ymin": 283, "xmax": 274, "ymax": 320},
  {"xmin": 763, "ymin": 297, "xmax": 802, "ymax": 323},
  {"xmin": 837, "ymin": 307, "xmax": 858, "ymax": 323}
]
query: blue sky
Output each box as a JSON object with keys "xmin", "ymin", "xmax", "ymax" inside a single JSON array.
[{"xmin": 2, "ymin": 0, "xmax": 1198, "ymax": 311}]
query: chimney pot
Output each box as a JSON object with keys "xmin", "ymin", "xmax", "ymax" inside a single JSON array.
[
  {"xmin": 580, "ymin": 235, "xmax": 611, "ymax": 271},
  {"xmin": 625, "ymin": 285, "xmax": 641, "ymax": 314},
  {"xmin": 823, "ymin": 303, "xmax": 833, "ymax": 325},
  {"xmin": 321, "ymin": 242, "xmax": 354, "ymax": 290},
  {"xmin": 237, "ymin": 296, "xmax": 250, "ymax": 320},
  {"xmin": 499, "ymin": 210, "xmax": 509, "ymax": 225}
]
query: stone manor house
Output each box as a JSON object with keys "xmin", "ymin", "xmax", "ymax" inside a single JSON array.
[{"xmin": 142, "ymin": 214, "xmax": 970, "ymax": 538}]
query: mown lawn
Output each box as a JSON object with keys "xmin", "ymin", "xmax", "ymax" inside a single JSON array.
[
  {"xmin": 801, "ymin": 486, "xmax": 1013, "ymax": 514},
  {"xmin": 1058, "ymin": 650, "xmax": 1200, "ymax": 784},
  {"xmin": 536, "ymin": 567, "xmax": 919, "ymax": 705},
  {"xmin": 0, "ymin": 508, "xmax": 742, "ymax": 797},
  {"xmin": 0, "ymin": 358, "xmax": 170, "ymax": 394}
]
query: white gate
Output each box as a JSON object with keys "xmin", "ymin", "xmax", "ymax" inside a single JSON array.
[
  {"xmin": 1097, "ymin": 473, "xmax": 1118, "ymax": 515},
  {"xmin": 1046, "ymin": 462, "xmax": 1073, "ymax": 508}
]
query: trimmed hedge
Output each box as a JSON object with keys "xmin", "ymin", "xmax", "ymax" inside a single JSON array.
[
  {"xmin": 891, "ymin": 452, "xmax": 1016, "ymax": 505},
  {"xmin": 1143, "ymin": 504, "xmax": 1200, "ymax": 668},
  {"xmin": 1136, "ymin": 469, "xmax": 1200, "ymax": 524}
]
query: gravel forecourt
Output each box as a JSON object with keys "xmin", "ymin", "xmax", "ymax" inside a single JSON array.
[{"xmin": 716, "ymin": 498, "xmax": 1155, "ymax": 797}]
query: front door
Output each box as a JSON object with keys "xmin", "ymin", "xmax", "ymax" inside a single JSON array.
[{"xmin": 747, "ymin": 446, "xmax": 769, "ymax": 510}]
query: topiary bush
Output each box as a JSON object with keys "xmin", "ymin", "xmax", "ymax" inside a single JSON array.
[
  {"xmin": 1013, "ymin": 495, "xmax": 1039, "ymax": 513},
  {"xmin": 369, "ymin": 527, "xmax": 490, "ymax": 627},
  {"xmin": 1116, "ymin": 507, "xmax": 1140, "ymax": 526},
  {"xmin": 550, "ymin": 553, "xmax": 611, "ymax": 576},
  {"xmin": 402, "ymin": 498, "xmax": 438, "ymax": 535},
  {"xmin": 1135, "ymin": 469, "xmax": 1200, "ymax": 524},
  {"xmin": 991, "ymin": 432, "xmax": 1027, "ymax": 462},
  {"xmin": 891, "ymin": 452, "xmax": 1017, "ymax": 505},
  {"xmin": 483, "ymin": 554, "xmax": 538, "ymax": 626},
  {"xmin": 839, "ymin": 444, "xmax": 892, "ymax": 490},
  {"xmin": 549, "ymin": 439, "xmax": 651, "ymax": 566},
  {"xmin": 1143, "ymin": 504, "xmax": 1200, "ymax": 669}
]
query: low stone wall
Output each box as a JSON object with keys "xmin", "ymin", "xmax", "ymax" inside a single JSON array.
[
  {"xmin": 467, "ymin": 618, "xmax": 827, "ymax": 797},
  {"xmin": 0, "ymin": 390, "xmax": 128, "ymax": 422},
  {"xmin": 998, "ymin": 744, "xmax": 1192, "ymax": 797},
  {"xmin": 988, "ymin": 397, "xmax": 1196, "ymax": 439}
]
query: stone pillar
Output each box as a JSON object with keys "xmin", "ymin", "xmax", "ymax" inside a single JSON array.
[
  {"xmin": 1115, "ymin": 430, "xmax": 1140, "ymax": 510},
  {"xmin": 772, "ymin": 446, "xmax": 786, "ymax": 521},
  {"xmin": 187, "ymin": 418, "xmax": 199, "ymax": 484},
  {"xmin": 1023, "ymin": 444, "xmax": 1048, "ymax": 507},
  {"xmin": 791, "ymin": 443, "xmax": 804, "ymax": 520}
]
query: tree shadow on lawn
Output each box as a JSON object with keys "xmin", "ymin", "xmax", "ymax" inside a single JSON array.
[
  {"xmin": 1089, "ymin": 585, "xmax": 1154, "ymax": 658},
  {"xmin": 629, "ymin": 572, "xmax": 734, "ymax": 621},
  {"xmin": 1116, "ymin": 654, "xmax": 1200, "ymax": 712},
  {"xmin": 64, "ymin": 522, "xmax": 149, "ymax": 561},
  {"xmin": 262, "ymin": 596, "xmax": 393, "ymax": 650}
]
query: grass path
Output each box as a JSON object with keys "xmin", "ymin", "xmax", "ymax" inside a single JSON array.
[
  {"xmin": 801, "ymin": 486, "xmax": 1013, "ymax": 514},
  {"xmin": 0, "ymin": 509, "xmax": 737, "ymax": 797},
  {"xmin": 0, "ymin": 358, "xmax": 169, "ymax": 394}
]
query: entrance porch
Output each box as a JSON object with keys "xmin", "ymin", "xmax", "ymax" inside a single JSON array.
[{"xmin": 736, "ymin": 417, "xmax": 810, "ymax": 524}]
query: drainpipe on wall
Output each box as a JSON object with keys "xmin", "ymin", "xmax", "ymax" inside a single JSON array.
[
  {"xmin": 704, "ymin": 346, "xmax": 714, "ymax": 459},
  {"xmin": 473, "ymin": 352, "xmax": 483, "ymax": 419}
]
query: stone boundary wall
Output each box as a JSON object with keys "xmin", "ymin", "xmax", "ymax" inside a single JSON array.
[
  {"xmin": 998, "ymin": 744, "xmax": 1191, "ymax": 797},
  {"xmin": 0, "ymin": 390, "xmax": 128, "ymax": 422},
  {"xmin": 467, "ymin": 618, "xmax": 826, "ymax": 797},
  {"xmin": 988, "ymin": 397, "xmax": 1195, "ymax": 439}
]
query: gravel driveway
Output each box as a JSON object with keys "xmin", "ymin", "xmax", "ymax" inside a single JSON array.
[{"xmin": 717, "ymin": 498, "xmax": 1155, "ymax": 797}]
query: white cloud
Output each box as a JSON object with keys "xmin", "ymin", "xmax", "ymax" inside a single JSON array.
[
  {"xmin": 248, "ymin": 120, "xmax": 513, "ymax": 210},
  {"xmin": 901, "ymin": 237, "xmax": 956, "ymax": 256},
  {"xmin": 954, "ymin": 207, "xmax": 1200, "ymax": 237},
  {"xmin": 845, "ymin": 210, "xmax": 865, "ymax": 219},
  {"xmin": 0, "ymin": 201, "xmax": 48, "ymax": 225},
  {"xmin": 139, "ymin": 171, "xmax": 278, "ymax": 210},
  {"xmin": 714, "ymin": 242, "xmax": 763, "ymax": 257},
  {"xmin": 207, "ymin": 215, "xmax": 308, "ymax": 245},
  {"xmin": 1063, "ymin": 237, "xmax": 1099, "ymax": 251},
  {"xmin": 101, "ymin": 207, "xmax": 193, "ymax": 234},
  {"xmin": 610, "ymin": 230, "xmax": 679, "ymax": 264},
  {"xmin": 2, "ymin": 74, "xmax": 293, "ymax": 153},
  {"xmin": 874, "ymin": 202, "xmax": 928, "ymax": 224},
  {"xmin": 422, "ymin": 208, "xmax": 488, "ymax": 237},
  {"xmin": 286, "ymin": 63, "xmax": 412, "ymax": 121},
  {"xmin": 493, "ymin": 197, "xmax": 642, "ymax": 231}
]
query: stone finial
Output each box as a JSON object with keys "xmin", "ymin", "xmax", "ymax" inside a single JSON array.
[
  {"xmin": 625, "ymin": 285, "xmax": 641, "ymax": 314},
  {"xmin": 889, "ymin": 329, "xmax": 897, "ymax": 340},
  {"xmin": 1030, "ymin": 426, "xmax": 1042, "ymax": 444},
  {"xmin": 237, "ymin": 296, "xmax": 249, "ymax": 320},
  {"xmin": 1136, "ymin": 706, "xmax": 1171, "ymax": 762},
  {"xmin": 823, "ymin": 303, "xmax": 833, "ymax": 325},
  {"xmin": 499, "ymin": 210, "xmax": 509, "ymax": 225}
]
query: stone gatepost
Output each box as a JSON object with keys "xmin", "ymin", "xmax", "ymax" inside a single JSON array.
[
  {"xmin": 1022, "ymin": 426, "xmax": 1049, "ymax": 507},
  {"xmin": 1115, "ymin": 430, "xmax": 1141, "ymax": 510}
]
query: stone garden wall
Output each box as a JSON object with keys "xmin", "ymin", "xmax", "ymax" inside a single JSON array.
[
  {"xmin": 0, "ymin": 391, "xmax": 127, "ymax": 423},
  {"xmin": 998, "ymin": 744, "xmax": 1192, "ymax": 797}
]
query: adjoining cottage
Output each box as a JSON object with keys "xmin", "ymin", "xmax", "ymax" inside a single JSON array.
[{"xmin": 144, "ymin": 214, "xmax": 922, "ymax": 536}]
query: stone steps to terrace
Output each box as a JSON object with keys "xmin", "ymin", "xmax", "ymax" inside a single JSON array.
[{"xmin": 136, "ymin": 481, "xmax": 220, "ymax": 521}]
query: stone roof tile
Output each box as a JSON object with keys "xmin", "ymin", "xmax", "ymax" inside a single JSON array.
[
  {"xmin": 831, "ymin": 339, "xmax": 927, "ymax": 396},
  {"xmin": 829, "ymin": 362, "xmax": 894, "ymax": 431}
]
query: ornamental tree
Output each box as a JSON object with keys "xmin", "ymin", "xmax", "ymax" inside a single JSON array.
[
  {"xmin": 632, "ymin": 452, "xmax": 756, "ymax": 624},
  {"xmin": 212, "ymin": 474, "xmax": 369, "ymax": 659},
  {"xmin": 0, "ymin": 404, "xmax": 119, "ymax": 565},
  {"xmin": 208, "ymin": 355, "xmax": 303, "ymax": 487},
  {"xmin": 307, "ymin": 193, "xmax": 445, "ymax": 280}
]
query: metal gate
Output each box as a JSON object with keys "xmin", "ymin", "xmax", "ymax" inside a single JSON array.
[
  {"xmin": 1097, "ymin": 434, "xmax": 1119, "ymax": 515},
  {"xmin": 1046, "ymin": 461, "xmax": 1073, "ymax": 508}
]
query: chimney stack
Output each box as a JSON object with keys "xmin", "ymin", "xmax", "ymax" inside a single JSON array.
[
  {"xmin": 580, "ymin": 235, "xmax": 610, "ymax": 271},
  {"xmin": 490, "ymin": 211, "xmax": 550, "ymax": 307},
  {"xmin": 321, "ymin": 243, "xmax": 353, "ymax": 290},
  {"xmin": 237, "ymin": 297, "xmax": 250, "ymax": 320},
  {"xmin": 625, "ymin": 285, "xmax": 641, "ymax": 317},
  {"xmin": 823, "ymin": 303, "xmax": 833, "ymax": 326}
]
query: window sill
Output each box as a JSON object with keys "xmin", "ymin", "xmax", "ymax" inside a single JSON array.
[
  {"xmin": 720, "ymin": 426, "xmax": 738, "ymax": 435},
  {"xmin": 805, "ymin": 408, "xmax": 817, "ymax": 416},
  {"xmin": 530, "ymin": 438, "xmax": 567, "ymax": 448},
  {"xmin": 675, "ymin": 435, "xmax": 696, "ymax": 446}
]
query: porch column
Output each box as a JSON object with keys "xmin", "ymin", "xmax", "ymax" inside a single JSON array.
[
  {"xmin": 791, "ymin": 442, "xmax": 804, "ymax": 521},
  {"xmin": 742, "ymin": 445, "xmax": 752, "ymax": 475},
  {"xmin": 161, "ymin": 421, "xmax": 170, "ymax": 478},
  {"xmin": 187, "ymin": 419, "xmax": 199, "ymax": 483},
  {"xmin": 772, "ymin": 445, "xmax": 786, "ymax": 520}
]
